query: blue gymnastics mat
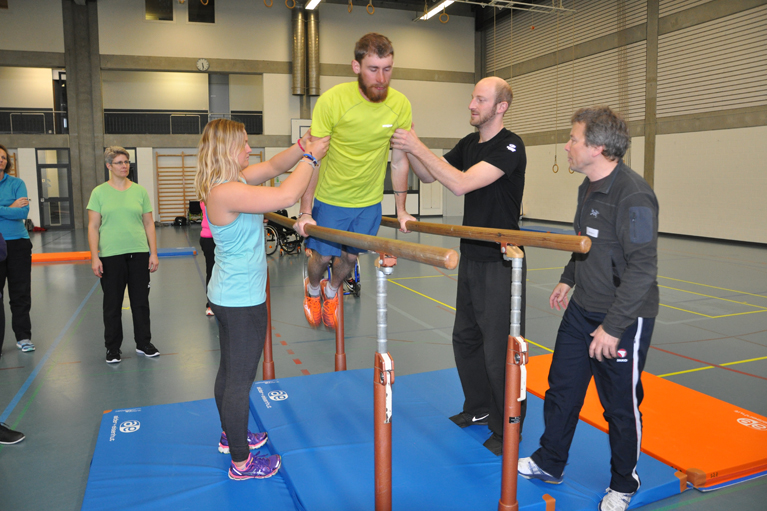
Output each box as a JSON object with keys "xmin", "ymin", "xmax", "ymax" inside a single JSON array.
[
  {"xmin": 249, "ymin": 368, "xmax": 683, "ymax": 511},
  {"xmin": 82, "ymin": 399, "xmax": 301, "ymax": 511},
  {"xmin": 83, "ymin": 369, "xmax": 682, "ymax": 510}
]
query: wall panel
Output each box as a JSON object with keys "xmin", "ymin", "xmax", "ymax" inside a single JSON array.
[{"xmin": 0, "ymin": 0, "xmax": 64, "ymax": 53}]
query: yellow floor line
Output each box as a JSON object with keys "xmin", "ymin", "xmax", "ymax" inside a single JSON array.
[
  {"xmin": 659, "ymin": 303, "xmax": 767, "ymax": 319},
  {"xmin": 389, "ymin": 280, "xmax": 455, "ymax": 309},
  {"xmin": 656, "ymin": 355, "xmax": 767, "ymax": 378},
  {"xmin": 658, "ymin": 275, "xmax": 767, "ymax": 300},
  {"xmin": 658, "ymin": 285, "xmax": 767, "ymax": 310}
]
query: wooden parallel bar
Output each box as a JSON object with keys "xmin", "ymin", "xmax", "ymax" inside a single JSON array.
[
  {"xmin": 265, "ymin": 213, "xmax": 459, "ymax": 270},
  {"xmin": 379, "ymin": 217, "xmax": 591, "ymax": 254}
]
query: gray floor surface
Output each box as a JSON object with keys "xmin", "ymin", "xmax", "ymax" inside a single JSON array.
[{"xmin": 0, "ymin": 217, "xmax": 765, "ymax": 510}]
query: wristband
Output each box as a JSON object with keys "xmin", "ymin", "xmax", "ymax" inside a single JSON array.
[
  {"xmin": 302, "ymin": 153, "xmax": 318, "ymax": 165},
  {"xmin": 297, "ymin": 138, "xmax": 305, "ymax": 152},
  {"xmin": 302, "ymin": 156, "xmax": 318, "ymax": 169},
  {"xmin": 298, "ymin": 212, "xmax": 312, "ymax": 218}
]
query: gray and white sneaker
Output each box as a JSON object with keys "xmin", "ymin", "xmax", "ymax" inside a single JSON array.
[
  {"xmin": 16, "ymin": 339, "xmax": 35, "ymax": 352},
  {"xmin": 598, "ymin": 488, "xmax": 634, "ymax": 511},
  {"xmin": 517, "ymin": 457, "xmax": 563, "ymax": 484}
]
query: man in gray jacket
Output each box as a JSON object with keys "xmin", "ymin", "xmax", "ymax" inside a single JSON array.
[{"xmin": 518, "ymin": 106, "xmax": 659, "ymax": 511}]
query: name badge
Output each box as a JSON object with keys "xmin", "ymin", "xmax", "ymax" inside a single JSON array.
[{"xmin": 586, "ymin": 227, "xmax": 599, "ymax": 238}]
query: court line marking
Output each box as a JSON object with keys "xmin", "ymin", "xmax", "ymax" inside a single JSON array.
[
  {"xmin": 659, "ymin": 303, "xmax": 767, "ymax": 319},
  {"xmin": 389, "ymin": 280, "xmax": 455, "ymax": 310},
  {"xmin": 658, "ymin": 275, "xmax": 767, "ymax": 300},
  {"xmin": 0, "ymin": 280, "xmax": 100, "ymax": 424},
  {"xmin": 656, "ymin": 355, "xmax": 767, "ymax": 378},
  {"xmin": 652, "ymin": 346, "xmax": 767, "ymax": 381},
  {"xmin": 659, "ymin": 285, "xmax": 767, "ymax": 310}
]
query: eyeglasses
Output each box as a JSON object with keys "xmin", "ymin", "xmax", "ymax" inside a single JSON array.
[{"xmin": 112, "ymin": 161, "xmax": 131, "ymax": 166}]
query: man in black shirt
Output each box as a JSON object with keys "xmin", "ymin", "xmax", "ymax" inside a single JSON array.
[{"xmin": 391, "ymin": 76, "xmax": 526, "ymax": 455}]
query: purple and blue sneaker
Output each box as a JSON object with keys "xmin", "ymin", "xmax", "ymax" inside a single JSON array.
[
  {"xmin": 218, "ymin": 430, "xmax": 268, "ymax": 453},
  {"xmin": 228, "ymin": 452, "xmax": 282, "ymax": 480}
]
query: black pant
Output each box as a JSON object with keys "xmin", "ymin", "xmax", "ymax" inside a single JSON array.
[
  {"xmin": 531, "ymin": 301, "xmax": 654, "ymax": 494},
  {"xmin": 100, "ymin": 252, "xmax": 152, "ymax": 351},
  {"xmin": 210, "ymin": 302, "xmax": 267, "ymax": 462},
  {"xmin": 200, "ymin": 236, "xmax": 216, "ymax": 308},
  {"xmin": 0, "ymin": 238, "xmax": 33, "ymax": 351},
  {"xmin": 452, "ymin": 256, "xmax": 527, "ymax": 437}
]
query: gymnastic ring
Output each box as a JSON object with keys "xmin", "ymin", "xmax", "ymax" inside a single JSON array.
[
  {"xmin": 552, "ymin": 163, "xmax": 559, "ymax": 173},
  {"xmin": 264, "ymin": 0, "xmax": 273, "ymax": 6},
  {"xmin": 568, "ymin": 166, "xmax": 574, "ymax": 174},
  {"xmin": 348, "ymin": 0, "xmax": 353, "ymax": 12},
  {"xmin": 439, "ymin": 11, "xmax": 449, "ymax": 23},
  {"xmin": 367, "ymin": 2, "xmax": 374, "ymax": 14},
  {"xmin": 286, "ymin": 0, "xmax": 295, "ymax": 9},
  {"xmin": 201, "ymin": 0, "xmax": 209, "ymax": 5}
]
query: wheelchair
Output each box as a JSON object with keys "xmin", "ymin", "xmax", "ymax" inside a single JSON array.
[{"xmin": 265, "ymin": 210, "xmax": 303, "ymax": 256}]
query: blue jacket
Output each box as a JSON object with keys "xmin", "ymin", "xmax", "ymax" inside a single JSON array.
[{"xmin": 0, "ymin": 173, "xmax": 30, "ymax": 240}]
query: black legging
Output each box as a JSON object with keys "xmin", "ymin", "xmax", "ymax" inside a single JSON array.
[
  {"xmin": 209, "ymin": 302, "xmax": 267, "ymax": 462},
  {"xmin": 200, "ymin": 236, "xmax": 216, "ymax": 307},
  {"xmin": 0, "ymin": 238, "xmax": 32, "ymax": 351}
]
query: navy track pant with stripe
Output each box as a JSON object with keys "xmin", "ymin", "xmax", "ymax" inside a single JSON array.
[{"xmin": 531, "ymin": 300, "xmax": 654, "ymax": 494}]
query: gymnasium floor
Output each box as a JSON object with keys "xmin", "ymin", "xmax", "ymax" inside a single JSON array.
[{"xmin": 0, "ymin": 217, "xmax": 765, "ymax": 511}]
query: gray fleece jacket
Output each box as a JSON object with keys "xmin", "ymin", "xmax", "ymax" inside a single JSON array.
[{"xmin": 560, "ymin": 160, "xmax": 660, "ymax": 338}]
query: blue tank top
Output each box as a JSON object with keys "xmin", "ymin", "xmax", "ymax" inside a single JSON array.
[{"xmin": 207, "ymin": 209, "xmax": 266, "ymax": 307}]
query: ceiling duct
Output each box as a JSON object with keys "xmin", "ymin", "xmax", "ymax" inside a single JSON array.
[
  {"xmin": 292, "ymin": 9, "xmax": 306, "ymax": 96},
  {"xmin": 307, "ymin": 11, "xmax": 320, "ymax": 96}
]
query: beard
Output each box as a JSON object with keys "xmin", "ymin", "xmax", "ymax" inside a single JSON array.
[
  {"xmin": 358, "ymin": 75, "xmax": 389, "ymax": 103},
  {"xmin": 469, "ymin": 109, "xmax": 496, "ymax": 128}
]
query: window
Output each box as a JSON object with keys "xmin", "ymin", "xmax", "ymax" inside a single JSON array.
[
  {"xmin": 189, "ymin": 0, "xmax": 215, "ymax": 24},
  {"xmin": 146, "ymin": 0, "xmax": 173, "ymax": 21}
]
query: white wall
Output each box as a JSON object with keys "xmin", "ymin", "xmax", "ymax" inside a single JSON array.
[
  {"xmin": 230, "ymin": 74, "xmax": 264, "ymax": 112},
  {"xmin": 137, "ymin": 147, "xmax": 156, "ymax": 217},
  {"xmin": 655, "ymin": 127, "xmax": 767, "ymax": 244},
  {"xmin": 0, "ymin": 0, "xmax": 64, "ymax": 53},
  {"xmin": 98, "ymin": 0, "xmax": 292, "ymax": 61},
  {"xmin": 101, "ymin": 71, "xmax": 208, "ymax": 111},
  {"xmin": 0, "ymin": 68, "xmax": 55, "ymax": 110},
  {"xmin": 318, "ymin": 3, "xmax": 474, "ymax": 73},
  {"xmin": 262, "ymin": 74, "xmax": 301, "ymax": 136}
]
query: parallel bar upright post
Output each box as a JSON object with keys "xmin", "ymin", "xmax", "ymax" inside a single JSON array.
[
  {"xmin": 374, "ymin": 261, "xmax": 395, "ymax": 511},
  {"xmin": 263, "ymin": 271, "xmax": 275, "ymax": 380}
]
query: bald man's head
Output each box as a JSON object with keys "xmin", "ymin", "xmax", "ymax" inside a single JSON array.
[{"xmin": 479, "ymin": 76, "xmax": 513, "ymax": 110}]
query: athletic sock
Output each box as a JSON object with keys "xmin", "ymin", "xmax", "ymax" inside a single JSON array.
[
  {"xmin": 308, "ymin": 283, "xmax": 321, "ymax": 297},
  {"xmin": 325, "ymin": 283, "xmax": 338, "ymax": 299}
]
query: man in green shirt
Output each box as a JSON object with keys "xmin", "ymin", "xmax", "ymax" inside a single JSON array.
[{"xmin": 295, "ymin": 33, "xmax": 414, "ymax": 329}]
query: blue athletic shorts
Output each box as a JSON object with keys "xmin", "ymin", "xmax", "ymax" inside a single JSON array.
[{"xmin": 304, "ymin": 200, "xmax": 382, "ymax": 257}]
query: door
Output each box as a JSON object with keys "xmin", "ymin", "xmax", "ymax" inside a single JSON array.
[{"xmin": 36, "ymin": 148, "xmax": 73, "ymax": 230}]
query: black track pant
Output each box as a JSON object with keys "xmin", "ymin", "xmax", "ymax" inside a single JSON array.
[
  {"xmin": 452, "ymin": 256, "xmax": 527, "ymax": 437},
  {"xmin": 0, "ymin": 238, "xmax": 32, "ymax": 351},
  {"xmin": 210, "ymin": 302, "xmax": 267, "ymax": 463},
  {"xmin": 200, "ymin": 236, "xmax": 216, "ymax": 308},
  {"xmin": 100, "ymin": 252, "xmax": 151, "ymax": 351},
  {"xmin": 531, "ymin": 300, "xmax": 654, "ymax": 494}
]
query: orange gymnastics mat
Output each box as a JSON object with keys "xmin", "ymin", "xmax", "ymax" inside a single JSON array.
[{"xmin": 526, "ymin": 354, "xmax": 767, "ymax": 491}]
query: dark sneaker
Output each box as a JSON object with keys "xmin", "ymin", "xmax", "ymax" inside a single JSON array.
[
  {"xmin": 599, "ymin": 488, "xmax": 634, "ymax": 511},
  {"xmin": 449, "ymin": 411, "xmax": 489, "ymax": 428},
  {"xmin": 136, "ymin": 343, "xmax": 160, "ymax": 358},
  {"xmin": 106, "ymin": 349, "xmax": 122, "ymax": 364},
  {"xmin": 219, "ymin": 430, "xmax": 268, "ymax": 454},
  {"xmin": 228, "ymin": 452, "xmax": 281, "ymax": 480},
  {"xmin": 518, "ymin": 457, "xmax": 564, "ymax": 484},
  {"xmin": 483, "ymin": 432, "xmax": 503, "ymax": 456},
  {"xmin": 0, "ymin": 423, "xmax": 25, "ymax": 444}
]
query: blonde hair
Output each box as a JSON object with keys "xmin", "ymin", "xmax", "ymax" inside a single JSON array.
[
  {"xmin": 195, "ymin": 119, "xmax": 248, "ymax": 201},
  {"xmin": 104, "ymin": 146, "xmax": 129, "ymax": 166}
]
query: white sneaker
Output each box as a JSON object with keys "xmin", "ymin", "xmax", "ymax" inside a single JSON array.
[
  {"xmin": 517, "ymin": 457, "xmax": 563, "ymax": 484},
  {"xmin": 598, "ymin": 488, "xmax": 634, "ymax": 511}
]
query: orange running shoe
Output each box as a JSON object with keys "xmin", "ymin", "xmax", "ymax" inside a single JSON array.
[
  {"xmin": 320, "ymin": 279, "xmax": 339, "ymax": 329},
  {"xmin": 303, "ymin": 278, "xmax": 322, "ymax": 327}
]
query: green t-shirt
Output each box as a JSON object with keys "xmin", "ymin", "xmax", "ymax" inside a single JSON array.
[
  {"xmin": 87, "ymin": 182, "xmax": 152, "ymax": 257},
  {"xmin": 311, "ymin": 81, "xmax": 412, "ymax": 208}
]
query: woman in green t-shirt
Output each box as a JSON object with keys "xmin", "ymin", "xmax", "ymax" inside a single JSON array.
[{"xmin": 87, "ymin": 146, "xmax": 159, "ymax": 364}]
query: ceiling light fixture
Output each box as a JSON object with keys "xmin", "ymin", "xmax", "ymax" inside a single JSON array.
[
  {"xmin": 305, "ymin": 0, "xmax": 322, "ymax": 9},
  {"xmin": 420, "ymin": 0, "xmax": 453, "ymax": 20}
]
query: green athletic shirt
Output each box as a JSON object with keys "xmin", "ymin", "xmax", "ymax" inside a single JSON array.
[
  {"xmin": 87, "ymin": 182, "xmax": 152, "ymax": 257},
  {"xmin": 311, "ymin": 81, "xmax": 412, "ymax": 208}
]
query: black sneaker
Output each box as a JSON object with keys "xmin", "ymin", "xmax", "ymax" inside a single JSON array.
[
  {"xmin": 483, "ymin": 432, "xmax": 503, "ymax": 456},
  {"xmin": 136, "ymin": 343, "xmax": 160, "ymax": 358},
  {"xmin": 449, "ymin": 411, "xmax": 489, "ymax": 428},
  {"xmin": 0, "ymin": 423, "xmax": 25, "ymax": 444},
  {"xmin": 106, "ymin": 349, "xmax": 122, "ymax": 364}
]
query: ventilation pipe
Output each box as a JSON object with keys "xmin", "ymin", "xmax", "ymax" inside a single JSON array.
[
  {"xmin": 291, "ymin": 8, "xmax": 306, "ymax": 96},
  {"xmin": 307, "ymin": 10, "xmax": 320, "ymax": 96}
]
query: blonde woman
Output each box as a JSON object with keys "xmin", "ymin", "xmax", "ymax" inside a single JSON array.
[{"xmin": 196, "ymin": 119, "xmax": 328, "ymax": 480}]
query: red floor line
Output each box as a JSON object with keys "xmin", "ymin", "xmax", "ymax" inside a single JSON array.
[
  {"xmin": 292, "ymin": 358, "xmax": 302, "ymax": 365},
  {"xmin": 651, "ymin": 346, "xmax": 767, "ymax": 381},
  {"xmin": 287, "ymin": 349, "xmax": 295, "ymax": 355},
  {"xmin": 0, "ymin": 366, "xmax": 24, "ymax": 371},
  {"xmin": 280, "ymin": 341, "xmax": 287, "ymax": 346},
  {"xmin": 301, "ymin": 369, "xmax": 310, "ymax": 375}
]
